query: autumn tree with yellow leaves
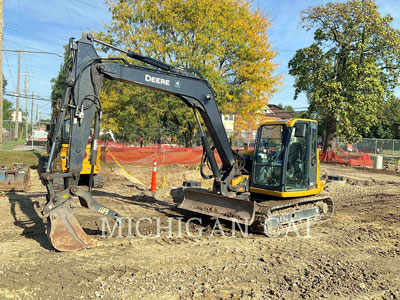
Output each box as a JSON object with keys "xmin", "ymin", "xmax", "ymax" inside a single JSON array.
[{"xmin": 96, "ymin": 0, "xmax": 279, "ymax": 146}]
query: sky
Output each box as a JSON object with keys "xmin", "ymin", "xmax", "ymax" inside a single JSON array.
[{"xmin": 3, "ymin": 0, "xmax": 400, "ymax": 120}]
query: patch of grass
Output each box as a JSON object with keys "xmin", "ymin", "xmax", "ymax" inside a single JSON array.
[
  {"xmin": 0, "ymin": 151, "xmax": 42, "ymax": 168},
  {"xmin": 381, "ymin": 150, "xmax": 400, "ymax": 155},
  {"xmin": 1, "ymin": 139, "xmax": 26, "ymax": 150}
]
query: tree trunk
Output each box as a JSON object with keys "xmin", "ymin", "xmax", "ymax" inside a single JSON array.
[
  {"xmin": 323, "ymin": 115, "xmax": 337, "ymax": 152},
  {"xmin": 183, "ymin": 131, "xmax": 193, "ymax": 148},
  {"xmin": 183, "ymin": 121, "xmax": 196, "ymax": 148}
]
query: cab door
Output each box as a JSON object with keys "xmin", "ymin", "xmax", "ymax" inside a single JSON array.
[
  {"xmin": 284, "ymin": 121, "xmax": 310, "ymax": 191},
  {"xmin": 309, "ymin": 121, "xmax": 318, "ymax": 188}
]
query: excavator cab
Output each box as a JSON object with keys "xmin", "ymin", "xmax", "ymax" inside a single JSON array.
[
  {"xmin": 251, "ymin": 119, "xmax": 323, "ymax": 197},
  {"xmin": 181, "ymin": 118, "xmax": 333, "ymax": 235}
]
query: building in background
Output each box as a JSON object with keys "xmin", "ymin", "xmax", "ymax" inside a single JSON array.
[
  {"xmin": 11, "ymin": 110, "xmax": 23, "ymax": 122},
  {"xmin": 221, "ymin": 113, "xmax": 235, "ymax": 136},
  {"xmin": 262, "ymin": 104, "xmax": 293, "ymax": 121},
  {"xmin": 231, "ymin": 104, "xmax": 293, "ymax": 146}
]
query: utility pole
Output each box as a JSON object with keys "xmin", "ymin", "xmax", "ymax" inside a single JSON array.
[
  {"xmin": 1, "ymin": 48, "xmax": 61, "ymax": 141},
  {"xmin": 0, "ymin": 0, "xmax": 4, "ymax": 148},
  {"xmin": 36, "ymin": 103, "xmax": 38, "ymax": 123},
  {"xmin": 31, "ymin": 92, "xmax": 33, "ymax": 149},
  {"xmin": 13, "ymin": 51, "xmax": 21, "ymax": 140},
  {"xmin": 23, "ymin": 72, "xmax": 33, "ymax": 139},
  {"xmin": 25, "ymin": 73, "xmax": 28, "ymax": 138}
]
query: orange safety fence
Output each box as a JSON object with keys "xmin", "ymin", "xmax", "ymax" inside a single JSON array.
[
  {"xmin": 101, "ymin": 141, "xmax": 373, "ymax": 167},
  {"xmin": 99, "ymin": 141, "xmax": 222, "ymax": 165},
  {"xmin": 320, "ymin": 151, "xmax": 373, "ymax": 167}
]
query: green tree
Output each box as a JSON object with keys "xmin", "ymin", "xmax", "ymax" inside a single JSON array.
[
  {"xmin": 288, "ymin": 0, "xmax": 400, "ymax": 152},
  {"xmin": 3, "ymin": 98, "xmax": 12, "ymax": 122},
  {"xmin": 276, "ymin": 104, "xmax": 309, "ymax": 119},
  {"xmin": 364, "ymin": 97, "xmax": 400, "ymax": 139},
  {"xmin": 50, "ymin": 44, "xmax": 72, "ymax": 109},
  {"xmin": 96, "ymin": 0, "xmax": 279, "ymax": 146},
  {"xmin": 2, "ymin": 77, "xmax": 13, "ymax": 129}
]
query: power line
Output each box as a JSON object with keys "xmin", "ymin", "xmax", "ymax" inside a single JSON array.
[
  {"xmin": 4, "ymin": 92, "xmax": 56, "ymax": 102},
  {"xmin": 2, "ymin": 37, "xmax": 58, "ymax": 52},
  {"xmin": 38, "ymin": 102, "xmax": 49, "ymax": 109},
  {"xmin": 4, "ymin": 52, "xmax": 16, "ymax": 90},
  {"xmin": 73, "ymin": 0, "xmax": 104, "ymax": 10},
  {"xmin": 2, "ymin": 49, "xmax": 63, "ymax": 57},
  {"xmin": 1, "ymin": 120, "xmax": 51, "ymax": 124}
]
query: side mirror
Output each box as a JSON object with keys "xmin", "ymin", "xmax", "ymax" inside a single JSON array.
[{"xmin": 294, "ymin": 123, "xmax": 306, "ymax": 137}]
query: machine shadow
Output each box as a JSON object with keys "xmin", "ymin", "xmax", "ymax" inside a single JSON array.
[
  {"xmin": 31, "ymin": 151, "xmax": 45, "ymax": 170},
  {"xmin": 90, "ymin": 189, "xmax": 222, "ymax": 228},
  {"xmin": 91, "ymin": 189, "xmax": 179, "ymax": 218},
  {"xmin": 8, "ymin": 191, "xmax": 53, "ymax": 250}
]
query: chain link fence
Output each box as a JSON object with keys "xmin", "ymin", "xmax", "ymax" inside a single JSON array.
[{"xmin": 336, "ymin": 137, "xmax": 400, "ymax": 163}]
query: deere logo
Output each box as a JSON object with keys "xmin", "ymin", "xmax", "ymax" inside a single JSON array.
[{"xmin": 145, "ymin": 74, "xmax": 170, "ymax": 86}]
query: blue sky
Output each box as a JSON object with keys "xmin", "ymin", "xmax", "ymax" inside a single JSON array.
[{"xmin": 3, "ymin": 0, "xmax": 400, "ymax": 119}]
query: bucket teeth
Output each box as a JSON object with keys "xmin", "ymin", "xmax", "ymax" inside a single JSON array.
[
  {"xmin": 47, "ymin": 201, "xmax": 100, "ymax": 251},
  {"xmin": 43, "ymin": 185, "xmax": 120, "ymax": 251}
]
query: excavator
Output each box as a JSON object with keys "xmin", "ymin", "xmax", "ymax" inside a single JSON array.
[{"xmin": 41, "ymin": 34, "xmax": 333, "ymax": 251}]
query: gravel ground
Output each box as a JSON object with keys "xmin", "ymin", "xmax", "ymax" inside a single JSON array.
[{"xmin": 0, "ymin": 163, "xmax": 399, "ymax": 300}]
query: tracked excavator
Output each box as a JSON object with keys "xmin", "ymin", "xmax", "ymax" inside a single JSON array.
[{"xmin": 41, "ymin": 34, "xmax": 333, "ymax": 251}]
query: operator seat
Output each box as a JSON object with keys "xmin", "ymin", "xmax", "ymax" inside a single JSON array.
[{"xmin": 288, "ymin": 142, "xmax": 304, "ymax": 165}]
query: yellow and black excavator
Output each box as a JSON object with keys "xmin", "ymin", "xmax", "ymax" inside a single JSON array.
[{"xmin": 41, "ymin": 35, "xmax": 333, "ymax": 251}]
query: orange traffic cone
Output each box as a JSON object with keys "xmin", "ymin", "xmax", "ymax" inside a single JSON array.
[{"xmin": 150, "ymin": 159, "xmax": 157, "ymax": 191}]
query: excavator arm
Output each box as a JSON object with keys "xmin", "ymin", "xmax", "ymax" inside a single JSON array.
[{"xmin": 41, "ymin": 34, "xmax": 250, "ymax": 251}]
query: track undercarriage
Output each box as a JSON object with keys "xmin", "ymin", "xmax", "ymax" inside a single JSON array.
[{"xmin": 180, "ymin": 188, "xmax": 333, "ymax": 236}]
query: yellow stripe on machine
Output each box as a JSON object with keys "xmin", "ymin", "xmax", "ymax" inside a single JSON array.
[{"xmin": 250, "ymin": 187, "xmax": 324, "ymax": 198}]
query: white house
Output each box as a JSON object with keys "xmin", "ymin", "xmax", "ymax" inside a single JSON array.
[{"xmin": 221, "ymin": 113, "xmax": 235, "ymax": 135}]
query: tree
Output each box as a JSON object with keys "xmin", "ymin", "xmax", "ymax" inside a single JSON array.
[
  {"xmin": 2, "ymin": 77, "xmax": 13, "ymax": 129},
  {"xmin": 364, "ymin": 97, "xmax": 400, "ymax": 139},
  {"xmin": 276, "ymin": 104, "xmax": 308, "ymax": 119},
  {"xmin": 288, "ymin": 0, "xmax": 400, "ymax": 152},
  {"xmin": 50, "ymin": 44, "xmax": 72, "ymax": 109},
  {"xmin": 2, "ymin": 98, "xmax": 12, "ymax": 122},
  {"xmin": 99, "ymin": 82, "xmax": 162, "ymax": 143},
  {"xmin": 96, "ymin": 0, "xmax": 279, "ymax": 146}
]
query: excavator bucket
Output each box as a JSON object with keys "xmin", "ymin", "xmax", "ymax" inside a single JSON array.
[
  {"xmin": 179, "ymin": 188, "xmax": 256, "ymax": 224},
  {"xmin": 47, "ymin": 201, "xmax": 99, "ymax": 251},
  {"xmin": 0, "ymin": 164, "xmax": 30, "ymax": 192}
]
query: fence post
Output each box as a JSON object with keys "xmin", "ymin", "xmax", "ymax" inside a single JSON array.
[
  {"xmin": 393, "ymin": 140, "xmax": 395, "ymax": 158},
  {"xmin": 375, "ymin": 139, "xmax": 377, "ymax": 154},
  {"xmin": 236, "ymin": 132, "xmax": 238, "ymax": 148}
]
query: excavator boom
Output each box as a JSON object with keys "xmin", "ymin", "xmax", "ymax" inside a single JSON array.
[{"xmin": 41, "ymin": 35, "xmax": 248, "ymax": 251}]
